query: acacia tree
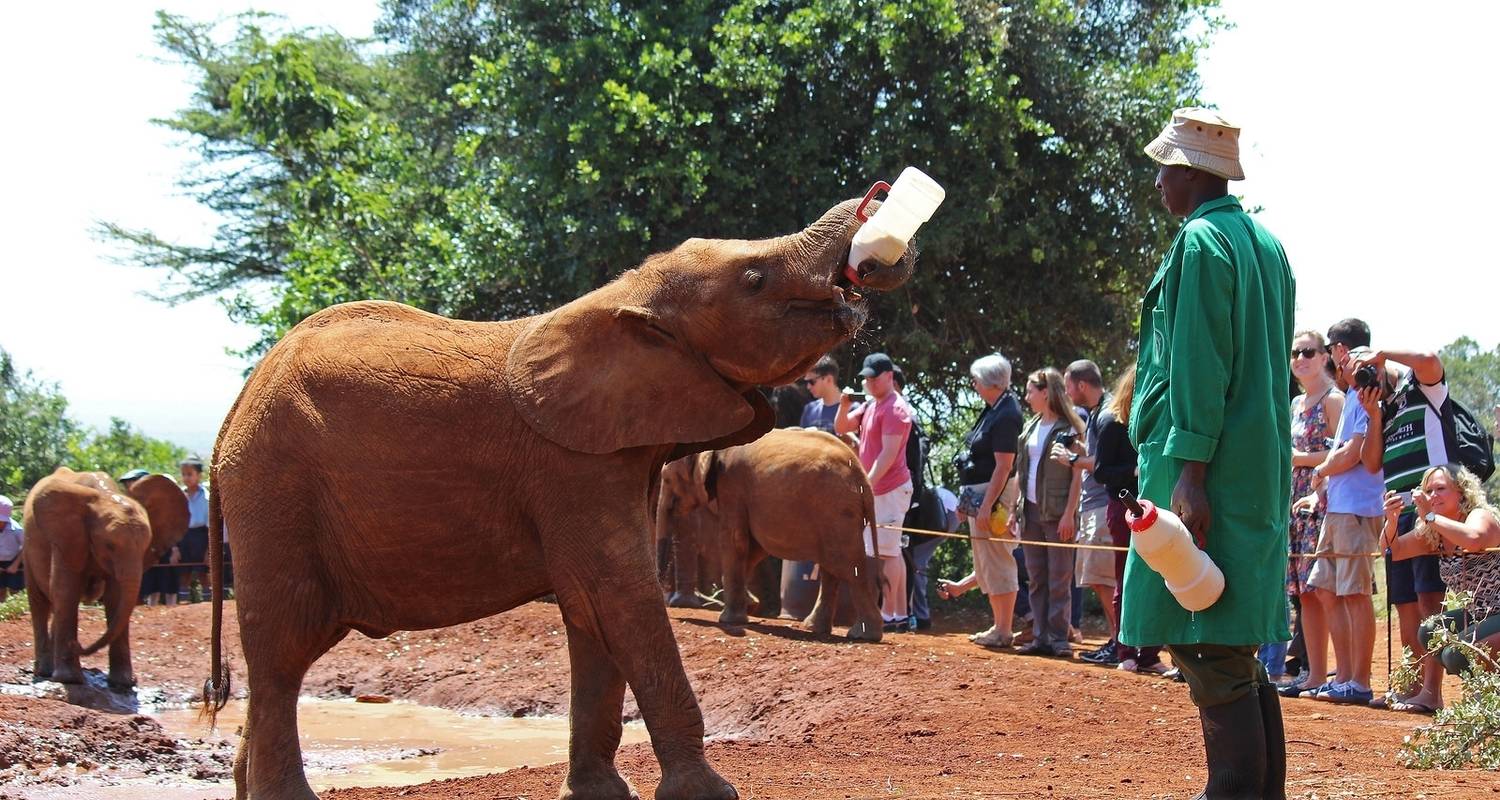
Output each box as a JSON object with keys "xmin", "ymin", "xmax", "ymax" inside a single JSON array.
[{"xmin": 106, "ymin": 0, "xmax": 1219, "ymax": 421}]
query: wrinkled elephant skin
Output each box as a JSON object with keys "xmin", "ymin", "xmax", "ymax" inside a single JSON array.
[{"xmin": 209, "ymin": 198, "xmax": 918, "ymax": 800}]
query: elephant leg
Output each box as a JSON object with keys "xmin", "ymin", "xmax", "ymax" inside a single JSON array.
[
  {"xmin": 102, "ymin": 582, "xmax": 135, "ymax": 689},
  {"xmin": 236, "ymin": 591, "xmax": 348, "ymax": 800},
  {"xmin": 717, "ymin": 524, "xmax": 751, "ymax": 625},
  {"xmin": 545, "ymin": 521, "xmax": 736, "ymax": 800},
  {"xmin": 668, "ymin": 530, "xmax": 704, "ymax": 609},
  {"xmin": 46, "ymin": 561, "xmax": 85, "ymax": 684},
  {"xmin": 27, "ymin": 581, "xmax": 53, "ymax": 680},
  {"xmin": 804, "ymin": 567, "xmax": 838, "ymax": 636},
  {"xmin": 834, "ymin": 556, "xmax": 884, "ymax": 642},
  {"xmin": 558, "ymin": 615, "xmax": 638, "ymax": 800}
]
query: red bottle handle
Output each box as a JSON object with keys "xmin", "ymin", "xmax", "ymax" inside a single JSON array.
[{"xmin": 855, "ymin": 181, "xmax": 892, "ymax": 222}]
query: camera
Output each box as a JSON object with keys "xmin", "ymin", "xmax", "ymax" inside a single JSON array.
[
  {"xmin": 1056, "ymin": 431, "xmax": 1077, "ymax": 448},
  {"xmin": 1353, "ymin": 364, "xmax": 1379, "ymax": 389},
  {"xmin": 841, "ymin": 386, "xmax": 865, "ymax": 401}
]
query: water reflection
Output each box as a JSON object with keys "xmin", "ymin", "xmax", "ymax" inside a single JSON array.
[{"xmin": 153, "ymin": 697, "xmax": 648, "ymax": 790}]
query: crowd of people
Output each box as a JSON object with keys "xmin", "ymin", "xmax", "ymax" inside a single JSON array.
[
  {"xmin": 795, "ymin": 317, "xmax": 1500, "ymax": 718},
  {"xmin": 0, "ymin": 455, "xmax": 228, "ymax": 607}
]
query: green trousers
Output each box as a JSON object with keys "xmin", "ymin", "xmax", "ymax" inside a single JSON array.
[{"xmin": 1166, "ymin": 643, "xmax": 1269, "ymax": 707}]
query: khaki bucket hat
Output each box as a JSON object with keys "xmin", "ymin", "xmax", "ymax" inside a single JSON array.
[{"xmin": 1145, "ymin": 107, "xmax": 1244, "ymax": 181}]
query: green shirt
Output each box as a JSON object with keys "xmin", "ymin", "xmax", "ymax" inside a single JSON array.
[{"xmin": 1120, "ymin": 195, "xmax": 1295, "ymax": 647}]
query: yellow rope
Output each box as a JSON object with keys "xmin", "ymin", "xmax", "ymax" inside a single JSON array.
[{"xmin": 876, "ymin": 523, "xmax": 1500, "ymax": 560}]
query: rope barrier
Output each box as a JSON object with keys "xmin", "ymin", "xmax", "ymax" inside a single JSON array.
[{"xmin": 876, "ymin": 523, "xmax": 1500, "ymax": 560}]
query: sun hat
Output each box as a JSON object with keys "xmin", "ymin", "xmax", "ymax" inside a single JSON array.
[
  {"xmin": 118, "ymin": 469, "xmax": 151, "ymax": 484},
  {"xmin": 1145, "ymin": 107, "xmax": 1245, "ymax": 181}
]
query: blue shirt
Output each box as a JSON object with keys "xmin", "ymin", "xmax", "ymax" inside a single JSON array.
[
  {"xmin": 185, "ymin": 485, "xmax": 210, "ymax": 528},
  {"xmin": 1326, "ymin": 398, "xmax": 1384, "ymax": 517},
  {"xmin": 799, "ymin": 399, "xmax": 839, "ymax": 433}
]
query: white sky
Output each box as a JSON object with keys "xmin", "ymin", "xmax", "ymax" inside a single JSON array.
[{"xmin": 3, "ymin": 1, "xmax": 1497, "ymax": 453}]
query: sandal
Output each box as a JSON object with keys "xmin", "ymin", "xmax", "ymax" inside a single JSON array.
[{"xmin": 1389, "ymin": 700, "xmax": 1439, "ymax": 715}]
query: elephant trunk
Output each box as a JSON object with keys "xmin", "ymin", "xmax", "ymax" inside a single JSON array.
[{"xmin": 80, "ymin": 563, "xmax": 140, "ymax": 656}]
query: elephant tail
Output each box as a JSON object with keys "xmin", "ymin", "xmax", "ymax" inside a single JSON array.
[{"xmin": 199, "ymin": 471, "xmax": 231, "ymax": 721}]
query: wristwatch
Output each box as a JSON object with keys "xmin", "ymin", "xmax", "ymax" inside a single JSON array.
[
  {"xmin": 1068, "ymin": 452, "xmax": 1080, "ymax": 465},
  {"xmin": 1424, "ymin": 511, "xmax": 1438, "ymax": 524}
]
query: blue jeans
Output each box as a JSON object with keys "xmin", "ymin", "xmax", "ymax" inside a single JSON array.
[
  {"xmin": 909, "ymin": 536, "xmax": 944, "ymax": 622},
  {"xmin": 1257, "ymin": 641, "xmax": 1289, "ymax": 678}
]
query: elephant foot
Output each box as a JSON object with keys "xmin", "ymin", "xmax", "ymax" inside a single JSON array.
[
  {"xmin": 49, "ymin": 664, "xmax": 85, "ymax": 685},
  {"xmin": 656, "ymin": 763, "xmax": 737, "ymax": 800},
  {"xmin": 717, "ymin": 608, "xmax": 749, "ymax": 626},
  {"xmin": 32, "ymin": 660, "xmax": 53, "ymax": 680},
  {"xmin": 803, "ymin": 615, "xmax": 833, "ymax": 636},
  {"xmin": 107, "ymin": 672, "xmax": 137, "ymax": 691},
  {"xmin": 559, "ymin": 766, "xmax": 639, "ymax": 800},
  {"xmin": 846, "ymin": 621, "xmax": 883, "ymax": 642},
  {"xmin": 667, "ymin": 592, "xmax": 705, "ymax": 609}
]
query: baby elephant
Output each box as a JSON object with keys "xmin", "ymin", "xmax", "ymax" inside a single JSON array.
[{"xmin": 660, "ymin": 428, "xmax": 883, "ymax": 640}]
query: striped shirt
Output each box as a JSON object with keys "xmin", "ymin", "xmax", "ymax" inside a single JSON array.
[{"xmin": 1381, "ymin": 373, "xmax": 1450, "ymax": 501}]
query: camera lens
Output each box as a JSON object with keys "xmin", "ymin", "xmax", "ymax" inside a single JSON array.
[{"xmin": 1354, "ymin": 365, "xmax": 1377, "ymax": 388}]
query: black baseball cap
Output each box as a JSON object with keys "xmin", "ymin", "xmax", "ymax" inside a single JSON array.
[{"xmin": 858, "ymin": 353, "xmax": 896, "ymax": 378}]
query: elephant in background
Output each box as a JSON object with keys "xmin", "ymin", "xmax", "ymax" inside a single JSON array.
[
  {"xmin": 656, "ymin": 453, "xmax": 723, "ymax": 609},
  {"xmin": 205, "ymin": 196, "xmax": 916, "ymax": 800},
  {"xmin": 24, "ymin": 468, "xmax": 189, "ymax": 688},
  {"xmin": 658, "ymin": 428, "xmax": 883, "ymax": 641}
]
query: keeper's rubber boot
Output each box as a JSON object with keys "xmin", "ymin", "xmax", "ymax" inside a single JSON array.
[
  {"xmin": 1192, "ymin": 689, "xmax": 1267, "ymax": 799},
  {"xmin": 1258, "ymin": 682, "xmax": 1287, "ymax": 800}
]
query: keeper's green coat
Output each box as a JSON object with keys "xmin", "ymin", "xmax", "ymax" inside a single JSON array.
[{"xmin": 1119, "ymin": 195, "xmax": 1295, "ymax": 647}]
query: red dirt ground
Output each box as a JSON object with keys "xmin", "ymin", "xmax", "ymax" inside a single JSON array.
[{"xmin": 0, "ymin": 600, "xmax": 1494, "ymax": 799}]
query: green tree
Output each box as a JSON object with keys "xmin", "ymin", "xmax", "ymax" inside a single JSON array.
[
  {"xmin": 106, "ymin": 0, "xmax": 1219, "ymax": 437},
  {"xmin": 0, "ymin": 349, "xmax": 80, "ymax": 500},
  {"xmin": 68, "ymin": 418, "xmax": 190, "ymax": 482},
  {"xmin": 1439, "ymin": 336, "xmax": 1500, "ymax": 435}
]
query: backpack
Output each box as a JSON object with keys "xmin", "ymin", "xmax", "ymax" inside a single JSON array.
[{"xmin": 1420, "ymin": 392, "xmax": 1496, "ymax": 482}]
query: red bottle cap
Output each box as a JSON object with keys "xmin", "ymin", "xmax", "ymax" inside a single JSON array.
[{"xmin": 1127, "ymin": 499, "xmax": 1158, "ymax": 533}]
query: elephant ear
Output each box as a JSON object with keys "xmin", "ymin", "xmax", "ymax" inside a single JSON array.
[
  {"xmin": 127, "ymin": 474, "xmax": 190, "ymax": 559},
  {"xmin": 506, "ymin": 303, "xmax": 773, "ymax": 455}
]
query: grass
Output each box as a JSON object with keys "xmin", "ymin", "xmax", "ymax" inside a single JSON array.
[{"xmin": 0, "ymin": 591, "xmax": 27, "ymax": 622}]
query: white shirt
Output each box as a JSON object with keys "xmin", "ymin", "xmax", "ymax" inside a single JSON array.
[{"xmin": 1025, "ymin": 419, "xmax": 1058, "ymax": 503}]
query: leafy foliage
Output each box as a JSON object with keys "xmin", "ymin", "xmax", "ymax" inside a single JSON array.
[
  {"xmin": 107, "ymin": 0, "xmax": 1219, "ymax": 442},
  {"xmin": 0, "ymin": 348, "xmax": 189, "ymax": 504},
  {"xmin": 1391, "ymin": 592, "xmax": 1500, "ymax": 770},
  {"xmin": 0, "ymin": 592, "xmax": 27, "ymax": 623}
]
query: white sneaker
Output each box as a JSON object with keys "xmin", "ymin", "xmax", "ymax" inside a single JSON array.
[{"xmin": 968, "ymin": 625, "xmax": 996, "ymax": 642}]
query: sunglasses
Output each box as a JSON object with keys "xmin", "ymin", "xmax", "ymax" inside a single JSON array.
[{"xmin": 1291, "ymin": 347, "xmax": 1323, "ymax": 359}]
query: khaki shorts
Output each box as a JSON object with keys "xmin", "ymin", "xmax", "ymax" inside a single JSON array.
[
  {"xmin": 1306, "ymin": 512, "xmax": 1381, "ymax": 596},
  {"xmin": 1074, "ymin": 505, "xmax": 1117, "ymax": 588},
  {"xmin": 961, "ymin": 483, "xmax": 1019, "ymax": 595},
  {"xmin": 863, "ymin": 481, "xmax": 915, "ymax": 558}
]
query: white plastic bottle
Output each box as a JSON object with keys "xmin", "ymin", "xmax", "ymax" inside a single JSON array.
[
  {"xmin": 1124, "ymin": 497, "xmax": 1224, "ymax": 612},
  {"xmin": 848, "ymin": 167, "xmax": 945, "ymax": 271}
]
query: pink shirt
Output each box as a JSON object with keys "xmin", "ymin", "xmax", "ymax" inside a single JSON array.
[{"xmin": 856, "ymin": 391, "xmax": 914, "ymax": 495}]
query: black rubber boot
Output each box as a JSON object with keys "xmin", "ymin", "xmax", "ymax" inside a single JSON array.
[
  {"xmin": 1194, "ymin": 689, "xmax": 1267, "ymax": 799},
  {"xmin": 1258, "ymin": 683, "xmax": 1287, "ymax": 800}
]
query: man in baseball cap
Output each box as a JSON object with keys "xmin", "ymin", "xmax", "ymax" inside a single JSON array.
[
  {"xmin": 1122, "ymin": 107, "xmax": 1294, "ymax": 799},
  {"xmin": 857, "ymin": 352, "xmax": 896, "ymax": 379},
  {"xmin": 0, "ymin": 496, "xmax": 23, "ymax": 601}
]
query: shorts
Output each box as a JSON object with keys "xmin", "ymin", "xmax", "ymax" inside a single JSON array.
[
  {"xmin": 1306, "ymin": 513, "xmax": 1380, "ymax": 596},
  {"xmin": 0, "ymin": 559, "xmax": 22, "ymax": 591},
  {"xmin": 1387, "ymin": 553, "xmax": 1445, "ymax": 605},
  {"xmin": 1074, "ymin": 505, "xmax": 1116, "ymax": 589},
  {"xmin": 958, "ymin": 483, "xmax": 1019, "ymax": 595},
  {"xmin": 178, "ymin": 526, "xmax": 209, "ymax": 574},
  {"xmin": 864, "ymin": 481, "xmax": 915, "ymax": 558}
]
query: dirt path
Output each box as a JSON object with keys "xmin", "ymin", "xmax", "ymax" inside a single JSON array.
[{"xmin": 0, "ymin": 601, "xmax": 1492, "ymax": 798}]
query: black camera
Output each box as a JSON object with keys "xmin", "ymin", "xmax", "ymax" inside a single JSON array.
[
  {"xmin": 1353, "ymin": 364, "xmax": 1379, "ymax": 389},
  {"xmin": 1056, "ymin": 431, "xmax": 1077, "ymax": 448}
]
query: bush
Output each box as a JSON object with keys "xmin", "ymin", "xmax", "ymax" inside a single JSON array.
[
  {"xmin": 0, "ymin": 592, "xmax": 27, "ymax": 623},
  {"xmin": 1391, "ymin": 591, "xmax": 1500, "ymax": 770}
]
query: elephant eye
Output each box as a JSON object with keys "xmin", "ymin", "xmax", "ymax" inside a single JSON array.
[{"xmin": 742, "ymin": 269, "xmax": 765, "ymax": 293}]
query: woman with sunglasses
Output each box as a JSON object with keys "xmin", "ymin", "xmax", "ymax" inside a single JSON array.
[
  {"xmin": 1380, "ymin": 464, "xmax": 1500, "ymax": 714},
  {"xmin": 1270, "ymin": 331, "xmax": 1343, "ymax": 686}
]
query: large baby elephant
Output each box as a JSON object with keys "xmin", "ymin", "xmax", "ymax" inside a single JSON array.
[
  {"xmin": 205, "ymin": 197, "xmax": 915, "ymax": 800},
  {"xmin": 659, "ymin": 429, "xmax": 884, "ymax": 641},
  {"xmin": 24, "ymin": 468, "xmax": 189, "ymax": 688}
]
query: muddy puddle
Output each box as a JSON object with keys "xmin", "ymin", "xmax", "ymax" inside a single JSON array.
[{"xmin": 5, "ymin": 692, "xmax": 647, "ymax": 799}]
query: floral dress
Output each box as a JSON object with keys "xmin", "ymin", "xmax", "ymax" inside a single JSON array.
[{"xmin": 1288, "ymin": 391, "xmax": 1333, "ymax": 594}]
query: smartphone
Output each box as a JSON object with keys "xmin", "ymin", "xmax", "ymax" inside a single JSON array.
[
  {"xmin": 1056, "ymin": 431, "xmax": 1077, "ymax": 448},
  {"xmin": 841, "ymin": 386, "xmax": 865, "ymax": 401},
  {"xmin": 1396, "ymin": 490, "xmax": 1414, "ymax": 506}
]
